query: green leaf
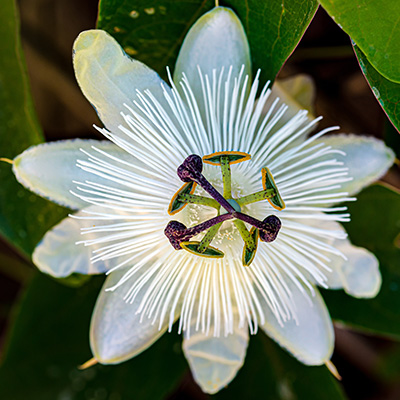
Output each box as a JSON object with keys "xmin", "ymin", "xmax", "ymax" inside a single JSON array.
[
  {"xmin": 318, "ymin": 0, "xmax": 400, "ymax": 83},
  {"xmin": 354, "ymin": 44, "xmax": 400, "ymax": 133},
  {"xmin": 97, "ymin": 0, "xmax": 318, "ymax": 83},
  {"xmin": 214, "ymin": 332, "xmax": 346, "ymax": 400},
  {"xmin": 323, "ymin": 184, "xmax": 400, "ymax": 339},
  {"xmin": 0, "ymin": 273, "xmax": 188, "ymax": 399},
  {"xmin": 0, "ymin": 0, "xmax": 68, "ymax": 256},
  {"xmin": 229, "ymin": 0, "xmax": 318, "ymax": 84}
]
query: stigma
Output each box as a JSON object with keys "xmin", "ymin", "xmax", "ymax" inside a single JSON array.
[{"xmin": 165, "ymin": 151, "xmax": 285, "ymax": 266}]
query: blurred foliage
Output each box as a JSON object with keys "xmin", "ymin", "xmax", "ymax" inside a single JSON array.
[
  {"xmin": 354, "ymin": 45, "xmax": 400, "ymax": 133},
  {"xmin": 0, "ymin": 274, "xmax": 188, "ymax": 400},
  {"xmin": 0, "ymin": 0, "xmax": 68, "ymax": 257},
  {"xmin": 318, "ymin": 0, "xmax": 400, "ymax": 83},
  {"xmin": 97, "ymin": 0, "xmax": 318, "ymax": 85},
  {"xmin": 215, "ymin": 332, "xmax": 346, "ymax": 400},
  {"xmin": 324, "ymin": 184, "xmax": 400, "ymax": 338}
]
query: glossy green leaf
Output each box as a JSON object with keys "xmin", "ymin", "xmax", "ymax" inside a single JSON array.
[
  {"xmin": 0, "ymin": 274, "xmax": 187, "ymax": 399},
  {"xmin": 319, "ymin": 0, "xmax": 400, "ymax": 83},
  {"xmin": 97, "ymin": 0, "xmax": 318, "ymax": 83},
  {"xmin": 0, "ymin": 0, "xmax": 68, "ymax": 256},
  {"xmin": 215, "ymin": 332, "xmax": 346, "ymax": 400},
  {"xmin": 323, "ymin": 184, "xmax": 400, "ymax": 339},
  {"xmin": 354, "ymin": 45, "xmax": 400, "ymax": 133},
  {"xmin": 229, "ymin": 0, "xmax": 318, "ymax": 84}
]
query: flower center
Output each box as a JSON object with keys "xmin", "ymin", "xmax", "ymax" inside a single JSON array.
[{"xmin": 164, "ymin": 151, "xmax": 285, "ymax": 266}]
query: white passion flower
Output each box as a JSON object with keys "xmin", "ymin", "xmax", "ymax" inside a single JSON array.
[{"xmin": 12, "ymin": 6, "xmax": 395, "ymax": 394}]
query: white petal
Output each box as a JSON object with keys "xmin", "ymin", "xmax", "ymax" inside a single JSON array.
[
  {"xmin": 260, "ymin": 280, "xmax": 334, "ymax": 365},
  {"xmin": 329, "ymin": 239, "xmax": 381, "ymax": 298},
  {"xmin": 314, "ymin": 134, "xmax": 395, "ymax": 196},
  {"xmin": 91, "ymin": 267, "xmax": 174, "ymax": 364},
  {"xmin": 275, "ymin": 74, "xmax": 316, "ymax": 116},
  {"xmin": 73, "ymin": 29, "xmax": 168, "ymax": 133},
  {"xmin": 183, "ymin": 323, "xmax": 248, "ymax": 394},
  {"xmin": 271, "ymin": 74, "xmax": 316, "ymax": 123},
  {"xmin": 13, "ymin": 139, "xmax": 129, "ymax": 209},
  {"xmin": 284, "ymin": 217, "xmax": 381, "ymax": 298},
  {"xmin": 256, "ymin": 75, "xmax": 316, "ymax": 145},
  {"xmin": 32, "ymin": 208, "xmax": 111, "ymax": 277},
  {"xmin": 174, "ymin": 7, "xmax": 251, "ymax": 95}
]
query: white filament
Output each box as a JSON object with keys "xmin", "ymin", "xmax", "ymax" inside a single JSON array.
[{"xmin": 73, "ymin": 66, "xmax": 354, "ymax": 337}]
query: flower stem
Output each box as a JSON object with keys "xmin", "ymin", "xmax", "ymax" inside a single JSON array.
[
  {"xmin": 236, "ymin": 188, "xmax": 276, "ymax": 206},
  {"xmin": 165, "ymin": 213, "xmax": 233, "ymax": 249},
  {"xmin": 220, "ymin": 156, "xmax": 232, "ymax": 198},
  {"xmin": 234, "ymin": 220, "xmax": 256, "ymax": 251},
  {"xmin": 192, "ymin": 171, "xmax": 236, "ymax": 213},
  {"xmin": 178, "ymin": 193, "xmax": 220, "ymax": 209},
  {"xmin": 198, "ymin": 223, "xmax": 222, "ymax": 252}
]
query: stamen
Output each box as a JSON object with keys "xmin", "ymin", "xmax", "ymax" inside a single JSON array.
[
  {"xmin": 166, "ymin": 152, "xmax": 283, "ymax": 265},
  {"xmin": 234, "ymin": 220, "xmax": 256, "ymax": 252},
  {"xmin": 262, "ymin": 167, "xmax": 286, "ymax": 210},
  {"xmin": 220, "ymin": 156, "xmax": 232, "ymax": 198},
  {"xmin": 180, "ymin": 240, "xmax": 224, "ymax": 258},
  {"xmin": 242, "ymin": 227, "xmax": 259, "ymax": 267},
  {"xmin": 168, "ymin": 181, "xmax": 197, "ymax": 215},
  {"xmin": 202, "ymin": 151, "xmax": 251, "ymax": 166},
  {"xmin": 236, "ymin": 188, "xmax": 276, "ymax": 206},
  {"xmin": 198, "ymin": 223, "xmax": 222, "ymax": 252},
  {"xmin": 178, "ymin": 193, "xmax": 219, "ymax": 209},
  {"xmin": 234, "ymin": 220, "xmax": 260, "ymax": 266}
]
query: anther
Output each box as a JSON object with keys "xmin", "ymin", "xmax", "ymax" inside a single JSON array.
[
  {"xmin": 262, "ymin": 168, "xmax": 286, "ymax": 210},
  {"xmin": 242, "ymin": 227, "xmax": 259, "ymax": 267},
  {"xmin": 168, "ymin": 181, "xmax": 197, "ymax": 215}
]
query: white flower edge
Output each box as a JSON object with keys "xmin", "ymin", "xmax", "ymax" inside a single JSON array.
[
  {"xmin": 297, "ymin": 218, "xmax": 381, "ymax": 298},
  {"xmin": 259, "ymin": 279, "xmax": 334, "ymax": 365},
  {"xmin": 90, "ymin": 267, "xmax": 180, "ymax": 364},
  {"xmin": 183, "ymin": 319, "xmax": 249, "ymax": 394},
  {"xmin": 313, "ymin": 134, "xmax": 395, "ymax": 197},
  {"xmin": 73, "ymin": 29, "xmax": 169, "ymax": 134},
  {"xmin": 32, "ymin": 206, "xmax": 129, "ymax": 277},
  {"xmin": 174, "ymin": 6, "xmax": 251, "ymax": 94},
  {"xmin": 13, "ymin": 139, "xmax": 132, "ymax": 210},
  {"xmin": 325, "ymin": 237, "xmax": 381, "ymax": 298}
]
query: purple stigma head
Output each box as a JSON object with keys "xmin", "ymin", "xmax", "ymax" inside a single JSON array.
[
  {"xmin": 259, "ymin": 215, "xmax": 281, "ymax": 242},
  {"xmin": 164, "ymin": 220, "xmax": 187, "ymax": 249},
  {"xmin": 177, "ymin": 154, "xmax": 203, "ymax": 182}
]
